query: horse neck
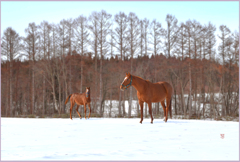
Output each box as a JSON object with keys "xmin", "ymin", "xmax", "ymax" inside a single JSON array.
[
  {"xmin": 85, "ymin": 91, "xmax": 90, "ymax": 98},
  {"xmin": 131, "ymin": 75, "xmax": 147, "ymax": 93}
]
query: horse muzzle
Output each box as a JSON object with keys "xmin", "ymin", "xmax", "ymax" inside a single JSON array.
[{"xmin": 120, "ymin": 85, "xmax": 125, "ymax": 91}]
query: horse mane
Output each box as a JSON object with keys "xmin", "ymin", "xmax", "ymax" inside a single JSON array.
[{"xmin": 133, "ymin": 75, "xmax": 151, "ymax": 83}]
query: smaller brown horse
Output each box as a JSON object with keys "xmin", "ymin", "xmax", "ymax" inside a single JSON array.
[
  {"xmin": 65, "ymin": 87, "xmax": 91, "ymax": 120},
  {"xmin": 120, "ymin": 73, "xmax": 173, "ymax": 123}
]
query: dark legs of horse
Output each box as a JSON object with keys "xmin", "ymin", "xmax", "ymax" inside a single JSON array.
[
  {"xmin": 139, "ymin": 100, "xmax": 144, "ymax": 124},
  {"xmin": 169, "ymin": 98, "xmax": 172, "ymax": 119},
  {"xmin": 70, "ymin": 102, "xmax": 75, "ymax": 120},
  {"xmin": 161, "ymin": 101, "xmax": 166, "ymax": 122},
  {"xmin": 83, "ymin": 104, "xmax": 87, "ymax": 119},
  {"xmin": 165, "ymin": 98, "xmax": 171, "ymax": 122},
  {"xmin": 75, "ymin": 105, "xmax": 82, "ymax": 119},
  {"xmin": 87, "ymin": 103, "xmax": 91, "ymax": 119},
  {"xmin": 147, "ymin": 102, "xmax": 154, "ymax": 124}
]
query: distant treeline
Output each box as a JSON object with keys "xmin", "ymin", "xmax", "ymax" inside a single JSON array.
[{"xmin": 1, "ymin": 10, "xmax": 239, "ymax": 119}]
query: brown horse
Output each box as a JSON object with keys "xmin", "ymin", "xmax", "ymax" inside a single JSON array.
[
  {"xmin": 120, "ymin": 73, "xmax": 173, "ymax": 124},
  {"xmin": 65, "ymin": 87, "xmax": 91, "ymax": 120}
]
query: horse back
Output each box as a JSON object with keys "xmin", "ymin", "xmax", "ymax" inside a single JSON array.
[
  {"xmin": 155, "ymin": 81, "xmax": 173, "ymax": 96},
  {"xmin": 148, "ymin": 81, "xmax": 173, "ymax": 102}
]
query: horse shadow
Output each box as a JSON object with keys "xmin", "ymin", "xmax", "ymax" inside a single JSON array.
[{"xmin": 153, "ymin": 120, "xmax": 190, "ymax": 124}]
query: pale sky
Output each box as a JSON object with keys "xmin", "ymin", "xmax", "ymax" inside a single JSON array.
[{"xmin": 1, "ymin": 1, "xmax": 239, "ymax": 38}]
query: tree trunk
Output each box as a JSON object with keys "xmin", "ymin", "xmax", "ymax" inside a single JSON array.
[
  {"xmin": 109, "ymin": 81, "xmax": 112, "ymax": 117},
  {"xmin": 42, "ymin": 73, "xmax": 45, "ymax": 116},
  {"xmin": 182, "ymin": 83, "xmax": 186, "ymax": 118},
  {"xmin": 123, "ymin": 91, "xmax": 125, "ymax": 116},
  {"xmin": 118, "ymin": 89, "xmax": 122, "ymax": 117},
  {"xmin": 10, "ymin": 61, "xmax": 13, "ymax": 116},
  {"xmin": 31, "ymin": 62, "xmax": 35, "ymax": 115},
  {"xmin": 189, "ymin": 63, "xmax": 192, "ymax": 119},
  {"xmin": 6, "ymin": 65, "xmax": 9, "ymax": 116},
  {"xmin": 80, "ymin": 59, "xmax": 83, "ymax": 93}
]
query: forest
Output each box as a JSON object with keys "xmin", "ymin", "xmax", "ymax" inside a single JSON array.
[{"xmin": 1, "ymin": 10, "xmax": 239, "ymax": 120}]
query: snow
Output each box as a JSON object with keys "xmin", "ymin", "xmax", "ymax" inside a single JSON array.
[{"xmin": 1, "ymin": 118, "xmax": 239, "ymax": 160}]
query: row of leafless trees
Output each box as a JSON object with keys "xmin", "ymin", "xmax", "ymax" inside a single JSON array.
[{"xmin": 1, "ymin": 10, "xmax": 239, "ymax": 119}]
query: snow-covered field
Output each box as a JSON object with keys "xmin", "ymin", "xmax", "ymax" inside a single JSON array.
[{"xmin": 1, "ymin": 118, "xmax": 239, "ymax": 160}]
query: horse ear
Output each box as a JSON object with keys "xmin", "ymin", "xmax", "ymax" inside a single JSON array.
[{"xmin": 126, "ymin": 73, "xmax": 128, "ymax": 75}]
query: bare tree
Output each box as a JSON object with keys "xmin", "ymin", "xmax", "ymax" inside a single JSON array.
[
  {"xmin": 1, "ymin": 27, "xmax": 22, "ymax": 116},
  {"xmin": 205, "ymin": 22, "xmax": 217, "ymax": 118},
  {"xmin": 74, "ymin": 15, "xmax": 89, "ymax": 93},
  {"xmin": 127, "ymin": 12, "xmax": 140, "ymax": 117},
  {"xmin": 114, "ymin": 11, "xmax": 128, "ymax": 60},
  {"xmin": 173, "ymin": 22, "xmax": 188, "ymax": 116},
  {"xmin": 114, "ymin": 12, "xmax": 129, "ymax": 116},
  {"xmin": 191, "ymin": 20, "xmax": 203, "ymax": 116},
  {"xmin": 165, "ymin": 14, "xmax": 178, "ymax": 58},
  {"xmin": 139, "ymin": 20, "xmax": 144, "ymax": 57},
  {"xmin": 218, "ymin": 25, "xmax": 232, "ymax": 117},
  {"xmin": 108, "ymin": 25, "xmax": 115, "ymax": 116},
  {"xmin": 38, "ymin": 21, "xmax": 52, "ymax": 116},
  {"xmin": 143, "ymin": 18, "xmax": 150, "ymax": 56},
  {"xmin": 1, "ymin": 10, "xmax": 238, "ymax": 119},
  {"xmin": 98, "ymin": 10, "xmax": 112, "ymax": 116},
  {"xmin": 232, "ymin": 31, "xmax": 239, "ymax": 65},
  {"xmin": 24, "ymin": 22, "xmax": 39, "ymax": 115},
  {"xmin": 88, "ymin": 11, "xmax": 100, "ymax": 114},
  {"xmin": 150, "ymin": 19, "xmax": 165, "ymax": 56},
  {"xmin": 58, "ymin": 19, "xmax": 69, "ymax": 106},
  {"xmin": 65, "ymin": 18, "xmax": 74, "ymax": 94},
  {"xmin": 52, "ymin": 23, "xmax": 64, "ymax": 114}
]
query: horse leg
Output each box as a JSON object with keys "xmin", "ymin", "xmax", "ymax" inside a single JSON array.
[
  {"xmin": 84, "ymin": 104, "xmax": 87, "ymax": 119},
  {"xmin": 165, "ymin": 98, "xmax": 171, "ymax": 122},
  {"xmin": 139, "ymin": 100, "xmax": 144, "ymax": 124},
  {"xmin": 161, "ymin": 101, "xmax": 166, "ymax": 122},
  {"xmin": 75, "ymin": 105, "xmax": 82, "ymax": 119},
  {"xmin": 87, "ymin": 103, "xmax": 91, "ymax": 119},
  {"xmin": 70, "ymin": 101, "xmax": 75, "ymax": 120},
  {"xmin": 170, "ymin": 98, "xmax": 172, "ymax": 119},
  {"xmin": 147, "ymin": 102, "xmax": 154, "ymax": 124}
]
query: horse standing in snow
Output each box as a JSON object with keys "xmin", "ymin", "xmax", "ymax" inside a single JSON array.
[
  {"xmin": 120, "ymin": 73, "xmax": 173, "ymax": 123},
  {"xmin": 65, "ymin": 87, "xmax": 91, "ymax": 120}
]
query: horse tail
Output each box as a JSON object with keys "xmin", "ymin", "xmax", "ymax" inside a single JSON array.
[
  {"xmin": 65, "ymin": 94, "xmax": 72, "ymax": 105},
  {"xmin": 169, "ymin": 97, "xmax": 172, "ymax": 119}
]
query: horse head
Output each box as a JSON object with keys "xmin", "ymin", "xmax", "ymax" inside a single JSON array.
[
  {"xmin": 120, "ymin": 73, "xmax": 132, "ymax": 91},
  {"xmin": 86, "ymin": 87, "xmax": 90, "ymax": 97}
]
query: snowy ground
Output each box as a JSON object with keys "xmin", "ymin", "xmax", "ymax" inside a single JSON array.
[{"xmin": 1, "ymin": 118, "xmax": 239, "ymax": 160}]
